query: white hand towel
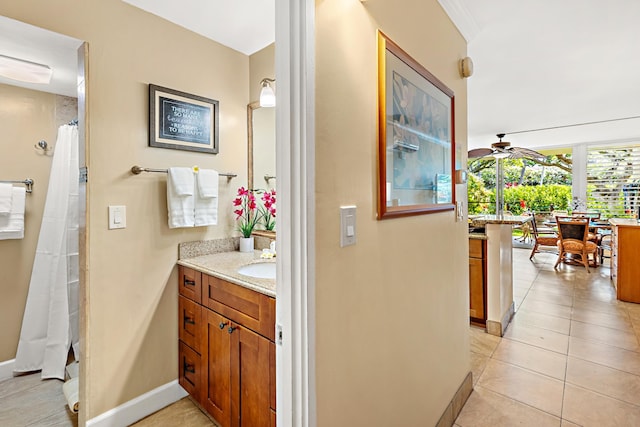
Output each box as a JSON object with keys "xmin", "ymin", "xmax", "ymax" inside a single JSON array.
[
  {"xmin": 195, "ymin": 169, "xmax": 219, "ymax": 226},
  {"xmin": 0, "ymin": 187, "xmax": 26, "ymax": 239},
  {"xmin": 167, "ymin": 167, "xmax": 195, "ymax": 228},
  {"xmin": 0, "ymin": 183, "xmax": 12, "ymax": 215}
]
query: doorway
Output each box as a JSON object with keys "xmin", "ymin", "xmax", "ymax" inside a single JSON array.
[{"xmin": 0, "ymin": 15, "xmax": 87, "ymax": 426}]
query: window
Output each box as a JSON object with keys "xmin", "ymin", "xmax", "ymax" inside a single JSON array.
[{"xmin": 587, "ymin": 144, "xmax": 640, "ymax": 218}]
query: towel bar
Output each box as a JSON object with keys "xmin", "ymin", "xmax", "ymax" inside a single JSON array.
[
  {"xmin": 0, "ymin": 179, "xmax": 33, "ymax": 193},
  {"xmin": 130, "ymin": 166, "xmax": 237, "ymax": 181}
]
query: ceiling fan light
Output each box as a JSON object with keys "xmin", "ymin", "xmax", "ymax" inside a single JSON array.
[
  {"xmin": 0, "ymin": 54, "xmax": 52, "ymax": 84},
  {"xmin": 493, "ymin": 152, "xmax": 510, "ymax": 159}
]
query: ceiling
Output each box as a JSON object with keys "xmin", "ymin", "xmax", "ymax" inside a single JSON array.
[
  {"xmin": 122, "ymin": 0, "xmax": 275, "ymax": 56},
  {"xmin": 2, "ymin": 1, "xmax": 638, "ymax": 152},
  {"xmin": 0, "ymin": 16, "xmax": 82, "ymax": 97},
  {"xmin": 439, "ymin": 0, "xmax": 640, "ymax": 151}
]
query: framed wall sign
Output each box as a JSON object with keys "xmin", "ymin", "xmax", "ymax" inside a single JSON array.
[
  {"xmin": 149, "ymin": 84, "xmax": 219, "ymax": 154},
  {"xmin": 377, "ymin": 31, "xmax": 455, "ymax": 219}
]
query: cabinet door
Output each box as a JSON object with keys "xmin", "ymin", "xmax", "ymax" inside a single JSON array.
[
  {"xmin": 230, "ymin": 325, "xmax": 272, "ymax": 427},
  {"xmin": 616, "ymin": 226, "xmax": 640, "ymax": 302},
  {"xmin": 469, "ymin": 257, "xmax": 486, "ymax": 321},
  {"xmin": 201, "ymin": 309, "xmax": 232, "ymax": 427}
]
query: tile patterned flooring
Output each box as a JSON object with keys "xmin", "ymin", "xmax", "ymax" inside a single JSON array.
[
  {"xmin": 3, "ymin": 248, "xmax": 640, "ymax": 426},
  {"xmin": 456, "ymin": 248, "xmax": 640, "ymax": 427}
]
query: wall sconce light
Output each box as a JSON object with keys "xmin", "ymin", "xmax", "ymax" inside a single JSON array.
[
  {"xmin": 459, "ymin": 56, "xmax": 474, "ymax": 78},
  {"xmin": 259, "ymin": 78, "xmax": 276, "ymax": 107},
  {"xmin": 0, "ymin": 54, "xmax": 53, "ymax": 84}
]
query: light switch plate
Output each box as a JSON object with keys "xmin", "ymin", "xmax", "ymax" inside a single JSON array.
[
  {"xmin": 340, "ymin": 205, "xmax": 356, "ymax": 247},
  {"xmin": 108, "ymin": 205, "xmax": 126, "ymax": 229}
]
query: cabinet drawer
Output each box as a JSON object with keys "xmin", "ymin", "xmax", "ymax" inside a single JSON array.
[
  {"xmin": 179, "ymin": 341, "xmax": 202, "ymax": 403},
  {"xmin": 469, "ymin": 239, "xmax": 484, "ymax": 259},
  {"xmin": 179, "ymin": 295, "xmax": 202, "ymax": 354},
  {"xmin": 203, "ymin": 274, "xmax": 276, "ymax": 341},
  {"xmin": 179, "ymin": 266, "xmax": 202, "ymax": 304}
]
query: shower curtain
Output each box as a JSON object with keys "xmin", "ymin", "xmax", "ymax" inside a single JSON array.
[{"xmin": 14, "ymin": 124, "xmax": 79, "ymax": 380}]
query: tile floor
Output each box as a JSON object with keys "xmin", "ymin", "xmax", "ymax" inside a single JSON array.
[
  {"xmin": 456, "ymin": 248, "xmax": 640, "ymax": 427},
  {"xmin": 0, "ymin": 372, "xmax": 77, "ymax": 426},
  {"xmin": 3, "ymin": 247, "xmax": 640, "ymax": 426}
]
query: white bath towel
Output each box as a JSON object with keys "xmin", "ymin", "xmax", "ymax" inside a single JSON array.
[
  {"xmin": 0, "ymin": 183, "xmax": 12, "ymax": 215},
  {"xmin": 195, "ymin": 169, "xmax": 218, "ymax": 226},
  {"xmin": 0, "ymin": 187, "xmax": 26, "ymax": 240},
  {"xmin": 167, "ymin": 167, "xmax": 195, "ymax": 228}
]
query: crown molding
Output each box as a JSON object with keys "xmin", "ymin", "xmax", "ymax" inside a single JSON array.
[{"xmin": 437, "ymin": 0, "xmax": 480, "ymax": 43}]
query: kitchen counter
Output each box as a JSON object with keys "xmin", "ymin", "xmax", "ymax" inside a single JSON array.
[
  {"xmin": 178, "ymin": 251, "xmax": 276, "ymax": 297},
  {"xmin": 609, "ymin": 218, "xmax": 640, "ymax": 227},
  {"xmin": 469, "ymin": 232, "xmax": 488, "ymax": 240},
  {"xmin": 469, "ymin": 214, "xmax": 532, "ymax": 226},
  {"xmin": 466, "ymin": 215, "xmax": 532, "ymax": 337}
]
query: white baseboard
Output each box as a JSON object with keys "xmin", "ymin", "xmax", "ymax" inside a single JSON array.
[
  {"xmin": 0, "ymin": 359, "xmax": 15, "ymax": 381},
  {"xmin": 86, "ymin": 380, "xmax": 188, "ymax": 427}
]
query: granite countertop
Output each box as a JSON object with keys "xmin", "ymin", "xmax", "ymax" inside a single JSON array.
[
  {"xmin": 609, "ymin": 218, "xmax": 640, "ymax": 227},
  {"xmin": 178, "ymin": 251, "xmax": 276, "ymax": 298},
  {"xmin": 469, "ymin": 214, "xmax": 532, "ymax": 226}
]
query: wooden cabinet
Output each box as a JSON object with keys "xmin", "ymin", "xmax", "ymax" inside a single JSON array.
[
  {"xmin": 469, "ymin": 238, "xmax": 487, "ymax": 325},
  {"xmin": 610, "ymin": 223, "xmax": 640, "ymax": 303},
  {"xmin": 178, "ymin": 265, "xmax": 276, "ymax": 426}
]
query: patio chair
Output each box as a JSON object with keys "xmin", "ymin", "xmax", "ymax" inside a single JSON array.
[
  {"xmin": 571, "ymin": 211, "xmax": 602, "ymax": 243},
  {"xmin": 554, "ymin": 217, "xmax": 599, "ymax": 273},
  {"xmin": 529, "ymin": 217, "xmax": 558, "ymax": 260}
]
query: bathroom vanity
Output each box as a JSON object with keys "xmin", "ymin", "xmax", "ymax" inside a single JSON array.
[{"xmin": 177, "ymin": 251, "xmax": 276, "ymax": 427}]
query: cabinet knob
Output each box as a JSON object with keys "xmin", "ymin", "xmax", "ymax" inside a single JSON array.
[
  {"xmin": 184, "ymin": 316, "xmax": 195, "ymax": 325},
  {"xmin": 184, "ymin": 279, "xmax": 196, "ymax": 287},
  {"xmin": 228, "ymin": 326, "xmax": 237, "ymax": 334},
  {"xmin": 219, "ymin": 321, "xmax": 228, "ymax": 330},
  {"xmin": 184, "ymin": 362, "xmax": 196, "ymax": 374}
]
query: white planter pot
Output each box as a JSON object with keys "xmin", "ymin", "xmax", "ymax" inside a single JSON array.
[{"xmin": 239, "ymin": 237, "xmax": 254, "ymax": 253}]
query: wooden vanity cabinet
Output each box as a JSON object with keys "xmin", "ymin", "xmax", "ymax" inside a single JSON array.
[
  {"xmin": 178, "ymin": 265, "xmax": 276, "ymax": 427},
  {"xmin": 469, "ymin": 238, "xmax": 487, "ymax": 325},
  {"xmin": 201, "ymin": 309, "xmax": 272, "ymax": 427},
  {"xmin": 178, "ymin": 267, "xmax": 204, "ymax": 400}
]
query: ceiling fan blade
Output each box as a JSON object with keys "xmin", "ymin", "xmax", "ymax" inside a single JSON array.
[
  {"xmin": 468, "ymin": 148, "xmax": 494, "ymax": 158},
  {"xmin": 509, "ymin": 147, "xmax": 547, "ymax": 161}
]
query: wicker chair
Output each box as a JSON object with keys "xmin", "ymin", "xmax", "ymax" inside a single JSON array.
[
  {"xmin": 554, "ymin": 217, "xmax": 599, "ymax": 273},
  {"xmin": 529, "ymin": 217, "xmax": 559, "ymax": 260}
]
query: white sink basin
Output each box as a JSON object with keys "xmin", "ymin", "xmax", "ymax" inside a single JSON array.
[{"xmin": 237, "ymin": 262, "xmax": 276, "ymax": 279}]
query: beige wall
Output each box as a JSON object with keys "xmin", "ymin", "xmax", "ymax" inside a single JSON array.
[
  {"xmin": 250, "ymin": 43, "xmax": 275, "ymax": 103},
  {"xmin": 0, "ymin": 0, "xmax": 249, "ymax": 421},
  {"xmin": 315, "ymin": 0, "xmax": 470, "ymax": 425}
]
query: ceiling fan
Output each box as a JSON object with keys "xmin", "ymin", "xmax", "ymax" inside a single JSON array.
[
  {"xmin": 468, "ymin": 133, "xmax": 547, "ymax": 217},
  {"xmin": 468, "ymin": 133, "xmax": 546, "ymax": 161}
]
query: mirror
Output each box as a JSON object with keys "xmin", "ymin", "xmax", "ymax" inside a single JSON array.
[{"xmin": 248, "ymin": 101, "xmax": 276, "ymax": 236}]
